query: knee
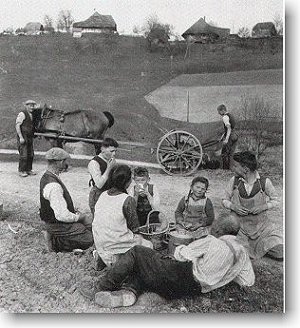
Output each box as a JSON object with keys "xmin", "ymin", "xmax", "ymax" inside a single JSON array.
[{"xmin": 267, "ymin": 244, "xmax": 284, "ymax": 260}]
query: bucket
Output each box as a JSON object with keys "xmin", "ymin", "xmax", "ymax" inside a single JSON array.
[{"xmin": 168, "ymin": 231, "xmax": 194, "ymax": 255}]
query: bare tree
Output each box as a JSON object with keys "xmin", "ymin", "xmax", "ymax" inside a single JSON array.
[
  {"xmin": 44, "ymin": 14, "xmax": 54, "ymax": 28},
  {"xmin": 238, "ymin": 27, "xmax": 250, "ymax": 38},
  {"xmin": 273, "ymin": 13, "xmax": 283, "ymax": 35},
  {"xmin": 57, "ymin": 10, "xmax": 74, "ymax": 32},
  {"xmin": 239, "ymin": 95, "xmax": 278, "ymax": 158}
]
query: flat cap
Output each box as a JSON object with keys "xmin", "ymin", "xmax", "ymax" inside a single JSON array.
[
  {"xmin": 45, "ymin": 147, "xmax": 70, "ymax": 161},
  {"xmin": 25, "ymin": 99, "xmax": 37, "ymax": 105},
  {"xmin": 233, "ymin": 151, "xmax": 257, "ymax": 166}
]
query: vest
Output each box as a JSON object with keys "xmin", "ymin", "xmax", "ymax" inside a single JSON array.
[
  {"xmin": 19, "ymin": 110, "xmax": 34, "ymax": 139},
  {"xmin": 223, "ymin": 113, "xmax": 236, "ymax": 134},
  {"xmin": 39, "ymin": 171, "xmax": 75, "ymax": 223},
  {"xmin": 89, "ymin": 156, "xmax": 110, "ymax": 191},
  {"xmin": 233, "ymin": 175, "xmax": 266, "ymax": 199}
]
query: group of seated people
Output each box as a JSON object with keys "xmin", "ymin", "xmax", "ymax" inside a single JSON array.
[{"xmin": 39, "ymin": 138, "xmax": 283, "ymax": 308}]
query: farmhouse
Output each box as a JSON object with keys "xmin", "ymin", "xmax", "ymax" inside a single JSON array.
[
  {"xmin": 72, "ymin": 11, "xmax": 117, "ymax": 37},
  {"xmin": 24, "ymin": 22, "xmax": 43, "ymax": 35},
  {"xmin": 252, "ymin": 22, "xmax": 277, "ymax": 38},
  {"xmin": 182, "ymin": 17, "xmax": 230, "ymax": 43}
]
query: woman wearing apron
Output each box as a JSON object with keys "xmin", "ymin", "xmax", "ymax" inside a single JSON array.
[
  {"xmin": 175, "ymin": 176, "xmax": 215, "ymax": 240},
  {"xmin": 222, "ymin": 151, "xmax": 283, "ymax": 260}
]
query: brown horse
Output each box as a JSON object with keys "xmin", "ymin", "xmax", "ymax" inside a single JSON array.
[{"xmin": 33, "ymin": 104, "xmax": 114, "ymax": 153}]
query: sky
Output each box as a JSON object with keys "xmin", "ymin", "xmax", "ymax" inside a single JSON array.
[{"xmin": 0, "ymin": 0, "xmax": 284, "ymax": 35}]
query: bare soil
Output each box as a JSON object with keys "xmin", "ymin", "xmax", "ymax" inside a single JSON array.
[{"xmin": 0, "ymin": 157, "xmax": 283, "ymax": 313}]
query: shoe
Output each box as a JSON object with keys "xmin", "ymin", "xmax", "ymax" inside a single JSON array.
[
  {"xmin": 27, "ymin": 170, "xmax": 37, "ymax": 175},
  {"xmin": 19, "ymin": 172, "xmax": 28, "ymax": 177},
  {"xmin": 95, "ymin": 290, "xmax": 137, "ymax": 308},
  {"xmin": 93, "ymin": 250, "xmax": 107, "ymax": 271}
]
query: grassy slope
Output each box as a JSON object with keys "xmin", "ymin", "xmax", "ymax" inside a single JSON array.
[{"xmin": 0, "ymin": 34, "xmax": 282, "ymax": 150}]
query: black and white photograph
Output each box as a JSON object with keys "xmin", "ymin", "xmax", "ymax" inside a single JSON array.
[{"xmin": 0, "ymin": 0, "xmax": 285, "ymax": 314}]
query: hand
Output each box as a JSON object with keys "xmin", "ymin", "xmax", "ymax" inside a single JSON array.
[
  {"xmin": 189, "ymin": 224, "xmax": 202, "ymax": 232},
  {"xmin": 19, "ymin": 137, "xmax": 25, "ymax": 145},
  {"xmin": 183, "ymin": 222, "xmax": 193, "ymax": 230},
  {"xmin": 251, "ymin": 204, "xmax": 268, "ymax": 215},
  {"xmin": 107, "ymin": 157, "xmax": 116, "ymax": 169},
  {"xmin": 230, "ymin": 204, "xmax": 249, "ymax": 216},
  {"xmin": 77, "ymin": 212, "xmax": 93, "ymax": 226}
]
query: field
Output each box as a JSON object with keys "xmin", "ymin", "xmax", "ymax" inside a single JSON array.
[
  {"xmin": 0, "ymin": 34, "xmax": 284, "ymax": 313},
  {"xmin": 0, "ymin": 147, "xmax": 283, "ymax": 313}
]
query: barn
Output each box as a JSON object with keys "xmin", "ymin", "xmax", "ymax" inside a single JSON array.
[
  {"xmin": 252, "ymin": 22, "xmax": 277, "ymax": 38},
  {"xmin": 24, "ymin": 22, "xmax": 43, "ymax": 35},
  {"xmin": 72, "ymin": 12, "xmax": 117, "ymax": 37},
  {"xmin": 182, "ymin": 17, "xmax": 230, "ymax": 43}
]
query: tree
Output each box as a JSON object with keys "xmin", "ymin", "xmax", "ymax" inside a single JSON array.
[
  {"xmin": 57, "ymin": 10, "xmax": 74, "ymax": 32},
  {"xmin": 273, "ymin": 13, "xmax": 283, "ymax": 35},
  {"xmin": 238, "ymin": 27, "xmax": 250, "ymax": 38},
  {"xmin": 43, "ymin": 14, "xmax": 54, "ymax": 28}
]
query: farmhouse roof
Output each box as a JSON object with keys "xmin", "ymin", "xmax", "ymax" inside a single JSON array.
[
  {"xmin": 182, "ymin": 18, "xmax": 230, "ymax": 38},
  {"xmin": 252, "ymin": 22, "xmax": 276, "ymax": 31},
  {"xmin": 24, "ymin": 22, "xmax": 42, "ymax": 31},
  {"xmin": 73, "ymin": 12, "xmax": 117, "ymax": 30}
]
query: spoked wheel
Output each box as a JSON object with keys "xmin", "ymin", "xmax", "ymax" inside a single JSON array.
[{"xmin": 156, "ymin": 130, "xmax": 203, "ymax": 176}]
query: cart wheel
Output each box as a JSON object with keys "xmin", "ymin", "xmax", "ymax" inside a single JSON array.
[{"xmin": 156, "ymin": 130, "xmax": 203, "ymax": 176}]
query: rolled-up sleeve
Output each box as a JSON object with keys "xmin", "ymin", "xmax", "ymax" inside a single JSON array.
[
  {"xmin": 43, "ymin": 183, "xmax": 79, "ymax": 223},
  {"xmin": 16, "ymin": 112, "xmax": 25, "ymax": 125},
  {"xmin": 222, "ymin": 176, "xmax": 235, "ymax": 209},
  {"xmin": 265, "ymin": 178, "xmax": 279, "ymax": 209}
]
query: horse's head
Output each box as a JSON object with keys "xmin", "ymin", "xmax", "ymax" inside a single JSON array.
[{"xmin": 32, "ymin": 104, "xmax": 54, "ymax": 132}]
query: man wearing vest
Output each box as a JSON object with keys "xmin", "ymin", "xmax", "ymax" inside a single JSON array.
[
  {"xmin": 16, "ymin": 99, "xmax": 38, "ymax": 177},
  {"xmin": 217, "ymin": 104, "xmax": 238, "ymax": 170},
  {"xmin": 40, "ymin": 148, "xmax": 94, "ymax": 252},
  {"xmin": 88, "ymin": 138, "xmax": 119, "ymax": 216}
]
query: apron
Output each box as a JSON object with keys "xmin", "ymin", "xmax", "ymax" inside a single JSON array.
[
  {"xmin": 176, "ymin": 197, "xmax": 212, "ymax": 239},
  {"xmin": 232, "ymin": 180, "xmax": 283, "ymax": 259}
]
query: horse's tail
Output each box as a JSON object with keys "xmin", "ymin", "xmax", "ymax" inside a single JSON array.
[{"xmin": 103, "ymin": 111, "xmax": 114, "ymax": 128}]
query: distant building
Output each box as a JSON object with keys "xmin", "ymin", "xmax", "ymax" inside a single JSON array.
[
  {"xmin": 24, "ymin": 22, "xmax": 43, "ymax": 35},
  {"xmin": 252, "ymin": 22, "xmax": 277, "ymax": 38},
  {"xmin": 72, "ymin": 11, "xmax": 117, "ymax": 37},
  {"xmin": 182, "ymin": 17, "xmax": 230, "ymax": 43}
]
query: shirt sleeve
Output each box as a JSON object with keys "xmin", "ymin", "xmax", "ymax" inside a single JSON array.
[
  {"xmin": 43, "ymin": 183, "xmax": 79, "ymax": 223},
  {"xmin": 175, "ymin": 197, "xmax": 186, "ymax": 223},
  {"xmin": 16, "ymin": 112, "xmax": 26, "ymax": 125},
  {"xmin": 123, "ymin": 196, "xmax": 140, "ymax": 232},
  {"xmin": 222, "ymin": 115, "xmax": 231, "ymax": 127},
  {"xmin": 264, "ymin": 178, "xmax": 279, "ymax": 209},
  {"xmin": 205, "ymin": 198, "xmax": 215, "ymax": 225},
  {"xmin": 222, "ymin": 176, "xmax": 235, "ymax": 209},
  {"xmin": 88, "ymin": 159, "xmax": 107, "ymax": 189},
  {"xmin": 151, "ymin": 185, "xmax": 160, "ymax": 210}
]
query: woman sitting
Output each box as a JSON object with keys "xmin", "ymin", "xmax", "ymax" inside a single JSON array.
[{"xmin": 92, "ymin": 164, "xmax": 153, "ymax": 267}]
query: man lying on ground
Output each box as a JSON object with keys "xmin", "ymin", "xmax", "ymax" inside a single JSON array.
[
  {"xmin": 82, "ymin": 216, "xmax": 255, "ymax": 308},
  {"xmin": 40, "ymin": 148, "xmax": 94, "ymax": 252}
]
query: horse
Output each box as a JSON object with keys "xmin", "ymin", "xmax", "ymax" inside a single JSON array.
[{"xmin": 33, "ymin": 104, "xmax": 114, "ymax": 154}]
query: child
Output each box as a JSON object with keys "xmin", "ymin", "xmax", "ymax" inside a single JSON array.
[
  {"xmin": 129, "ymin": 167, "xmax": 160, "ymax": 226},
  {"xmin": 175, "ymin": 176, "xmax": 215, "ymax": 239}
]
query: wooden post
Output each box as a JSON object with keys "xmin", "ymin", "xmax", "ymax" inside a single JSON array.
[{"xmin": 187, "ymin": 90, "xmax": 190, "ymax": 122}]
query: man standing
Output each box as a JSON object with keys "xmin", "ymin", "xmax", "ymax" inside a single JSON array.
[
  {"xmin": 40, "ymin": 148, "xmax": 94, "ymax": 252},
  {"xmin": 16, "ymin": 99, "xmax": 38, "ymax": 177},
  {"xmin": 88, "ymin": 138, "xmax": 119, "ymax": 215},
  {"xmin": 217, "ymin": 104, "xmax": 238, "ymax": 169}
]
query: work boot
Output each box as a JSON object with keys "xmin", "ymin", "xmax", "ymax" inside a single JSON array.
[
  {"xmin": 19, "ymin": 172, "xmax": 28, "ymax": 177},
  {"xmin": 95, "ymin": 289, "xmax": 137, "ymax": 308},
  {"xmin": 27, "ymin": 170, "xmax": 37, "ymax": 175}
]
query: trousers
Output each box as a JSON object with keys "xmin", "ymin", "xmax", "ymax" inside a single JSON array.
[
  {"xmin": 96, "ymin": 245, "xmax": 202, "ymax": 299},
  {"xmin": 17, "ymin": 137, "xmax": 34, "ymax": 172}
]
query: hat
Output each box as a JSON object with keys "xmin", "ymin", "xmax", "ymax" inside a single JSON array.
[
  {"xmin": 25, "ymin": 99, "xmax": 37, "ymax": 105},
  {"xmin": 45, "ymin": 148, "xmax": 70, "ymax": 161},
  {"xmin": 233, "ymin": 151, "xmax": 257, "ymax": 170}
]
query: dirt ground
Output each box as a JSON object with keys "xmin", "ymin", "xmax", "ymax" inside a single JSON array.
[{"xmin": 0, "ymin": 160, "xmax": 284, "ymax": 313}]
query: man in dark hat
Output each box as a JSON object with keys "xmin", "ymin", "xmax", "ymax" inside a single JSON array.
[
  {"xmin": 221, "ymin": 151, "xmax": 283, "ymax": 260},
  {"xmin": 81, "ymin": 218, "xmax": 254, "ymax": 308},
  {"xmin": 40, "ymin": 148, "xmax": 94, "ymax": 252},
  {"xmin": 16, "ymin": 100, "xmax": 38, "ymax": 177},
  {"xmin": 217, "ymin": 104, "xmax": 238, "ymax": 169}
]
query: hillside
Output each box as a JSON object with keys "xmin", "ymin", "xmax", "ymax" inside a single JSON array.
[{"xmin": 0, "ymin": 34, "xmax": 283, "ymax": 157}]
